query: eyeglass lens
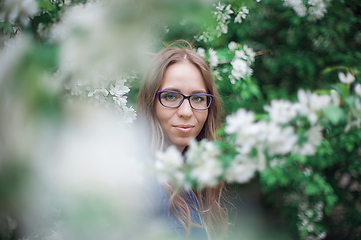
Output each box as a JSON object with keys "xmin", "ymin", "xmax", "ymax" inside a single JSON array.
[{"xmin": 159, "ymin": 92, "xmax": 211, "ymax": 110}]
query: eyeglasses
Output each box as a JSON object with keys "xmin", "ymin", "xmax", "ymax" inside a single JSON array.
[{"xmin": 157, "ymin": 90, "xmax": 214, "ymax": 110}]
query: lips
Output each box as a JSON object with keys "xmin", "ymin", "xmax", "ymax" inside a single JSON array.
[{"xmin": 173, "ymin": 124, "xmax": 194, "ymax": 133}]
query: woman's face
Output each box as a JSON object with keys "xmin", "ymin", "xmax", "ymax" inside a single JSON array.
[{"xmin": 155, "ymin": 62, "xmax": 208, "ymax": 152}]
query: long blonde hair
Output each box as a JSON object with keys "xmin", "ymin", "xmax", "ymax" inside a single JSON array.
[{"xmin": 137, "ymin": 42, "xmax": 228, "ymax": 239}]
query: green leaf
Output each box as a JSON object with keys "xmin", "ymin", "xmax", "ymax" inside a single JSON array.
[
  {"xmin": 322, "ymin": 106, "xmax": 345, "ymax": 125},
  {"xmin": 306, "ymin": 183, "xmax": 319, "ymax": 195},
  {"xmin": 37, "ymin": 0, "xmax": 55, "ymax": 10},
  {"xmin": 326, "ymin": 195, "xmax": 338, "ymax": 208}
]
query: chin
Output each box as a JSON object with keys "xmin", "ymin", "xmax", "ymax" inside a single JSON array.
[{"xmin": 172, "ymin": 137, "xmax": 193, "ymax": 150}]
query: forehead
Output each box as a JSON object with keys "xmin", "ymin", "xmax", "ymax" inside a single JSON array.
[{"xmin": 159, "ymin": 62, "xmax": 207, "ymax": 94}]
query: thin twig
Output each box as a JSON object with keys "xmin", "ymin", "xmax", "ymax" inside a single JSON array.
[
  {"xmin": 255, "ymin": 49, "xmax": 273, "ymax": 56},
  {"xmin": 29, "ymin": 17, "xmax": 40, "ymax": 44}
]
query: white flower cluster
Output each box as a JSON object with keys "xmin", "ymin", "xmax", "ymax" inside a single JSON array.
[
  {"xmin": 208, "ymin": 48, "xmax": 219, "ymax": 67},
  {"xmin": 155, "ymin": 138, "xmax": 266, "ymax": 187},
  {"xmin": 229, "ymin": 43, "xmax": 255, "ymax": 83},
  {"xmin": 282, "ymin": 0, "xmax": 329, "ymax": 21},
  {"xmin": 338, "ymin": 71, "xmax": 361, "ymax": 132},
  {"xmin": 234, "ymin": 6, "xmax": 249, "ymax": 24},
  {"xmin": 226, "ymin": 89, "xmax": 335, "ymax": 158},
  {"xmin": 186, "ymin": 140, "xmax": 223, "ymax": 188},
  {"xmin": 196, "ymin": 47, "xmax": 219, "ymax": 68},
  {"xmin": 214, "ymin": 3, "xmax": 233, "ymax": 36},
  {"xmin": 0, "ymin": 0, "xmax": 38, "ymax": 26},
  {"xmin": 155, "ymin": 145, "xmax": 185, "ymax": 185},
  {"xmin": 196, "ymin": 3, "xmax": 248, "ymax": 42},
  {"xmin": 154, "ymin": 140, "xmax": 223, "ymax": 188},
  {"xmin": 225, "ymin": 153, "xmax": 262, "ymax": 183},
  {"xmin": 61, "ymin": 72, "xmax": 137, "ymax": 123}
]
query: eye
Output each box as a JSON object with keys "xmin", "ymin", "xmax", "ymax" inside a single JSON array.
[
  {"xmin": 161, "ymin": 92, "xmax": 180, "ymax": 101},
  {"xmin": 191, "ymin": 95, "xmax": 206, "ymax": 102}
]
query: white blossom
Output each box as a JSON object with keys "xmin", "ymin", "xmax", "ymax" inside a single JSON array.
[
  {"xmin": 110, "ymin": 81, "xmax": 130, "ymax": 97},
  {"xmin": 283, "ymin": 0, "xmax": 307, "ymax": 17},
  {"xmin": 264, "ymin": 100, "xmax": 298, "ymax": 124},
  {"xmin": 113, "ymin": 95, "xmax": 127, "ymax": 106},
  {"xmin": 293, "ymin": 125, "xmax": 323, "ymax": 155},
  {"xmin": 155, "ymin": 146, "xmax": 185, "ymax": 184},
  {"xmin": 235, "ymin": 50, "xmax": 247, "ymax": 60},
  {"xmin": 1, "ymin": 0, "xmax": 39, "ymax": 25},
  {"xmin": 230, "ymin": 58, "xmax": 252, "ymax": 80},
  {"xmin": 186, "ymin": 140, "xmax": 220, "ymax": 163},
  {"xmin": 243, "ymin": 45, "xmax": 256, "ymax": 62},
  {"xmin": 228, "ymin": 41, "xmax": 237, "ymax": 51},
  {"xmin": 88, "ymin": 88, "xmax": 109, "ymax": 103},
  {"xmin": 208, "ymin": 48, "xmax": 219, "ymax": 67},
  {"xmin": 226, "ymin": 109, "xmax": 269, "ymax": 155},
  {"xmin": 295, "ymin": 89, "xmax": 331, "ymax": 125},
  {"xmin": 225, "ymin": 154, "xmax": 257, "ymax": 183},
  {"xmin": 307, "ymin": 0, "xmax": 328, "ymax": 21},
  {"xmin": 266, "ymin": 123, "xmax": 298, "ymax": 156},
  {"xmin": 190, "ymin": 159, "xmax": 223, "ymax": 187},
  {"xmin": 186, "ymin": 140, "xmax": 222, "ymax": 188},
  {"xmin": 196, "ymin": 47, "xmax": 206, "ymax": 58},
  {"xmin": 338, "ymin": 71, "xmax": 355, "ymax": 85},
  {"xmin": 355, "ymin": 84, "xmax": 361, "ymax": 97},
  {"xmin": 309, "ymin": 92, "xmax": 331, "ymax": 111},
  {"xmin": 234, "ymin": 6, "xmax": 249, "ymax": 23},
  {"xmin": 330, "ymin": 89, "xmax": 340, "ymax": 106},
  {"xmin": 225, "ymin": 108, "xmax": 255, "ymax": 135}
]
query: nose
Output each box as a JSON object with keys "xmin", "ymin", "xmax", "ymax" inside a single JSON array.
[{"xmin": 177, "ymin": 98, "xmax": 193, "ymax": 118}]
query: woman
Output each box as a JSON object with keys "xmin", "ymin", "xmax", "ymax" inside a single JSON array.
[{"xmin": 137, "ymin": 42, "xmax": 228, "ymax": 240}]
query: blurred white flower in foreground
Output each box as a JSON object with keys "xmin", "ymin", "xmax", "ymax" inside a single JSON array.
[
  {"xmin": 155, "ymin": 146, "xmax": 185, "ymax": 184},
  {"xmin": 0, "ymin": 0, "xmax": 38, "ymax": 25},
  {"xmin": 225, "ymin": 109, "xmax": 255, "ymax": 135},
  {"xmin": 187, "ymin": 140, "xmax": 223, "ymax": 188},
  {"xmin": 265, "ymin": 100, "xmax": 298, "ymax": 124},
  {"xmin": 295, "ymin": 89, "xmax": 331, "ymax": 124},
  {"xmin": 266, "ymin": 123, "xmax": 298, "ymax": 156},
  {"xmin": 292, "ymin": 125, "xmax": 323, "ymax": 155},
  {"xmin": 226, "ymin": 109, "xmax": 267, "ymax": 154},
  {"xmin": 226, "ymin": 154, "xmax": 257, "ymax": 183},
  {"xmin": 24, "ymin": 105, "xmax": 158, "ymax": 239}
]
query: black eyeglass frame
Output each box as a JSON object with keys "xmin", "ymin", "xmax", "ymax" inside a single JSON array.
[{"xmin": 156, "ymin": 90, "xmax": 214, "ymax": 110}]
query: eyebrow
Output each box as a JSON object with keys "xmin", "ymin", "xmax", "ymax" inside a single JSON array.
[{"xmin": 162, "ymin": 87, "xmax": 207, "ymax": 94}]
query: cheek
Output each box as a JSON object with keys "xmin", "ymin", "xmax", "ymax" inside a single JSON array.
[
  {"xmin": 155, "ymin": 101, "xmax": 170, "ymax": 124},
  {"xmin": 197, "ymin": 110, "xmax": 209, "ymax": 128}
]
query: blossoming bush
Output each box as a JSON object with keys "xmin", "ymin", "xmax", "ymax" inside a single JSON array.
[{"xmin": 158, "ymin": 1, "xmax": 361, "ymax": 239}]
